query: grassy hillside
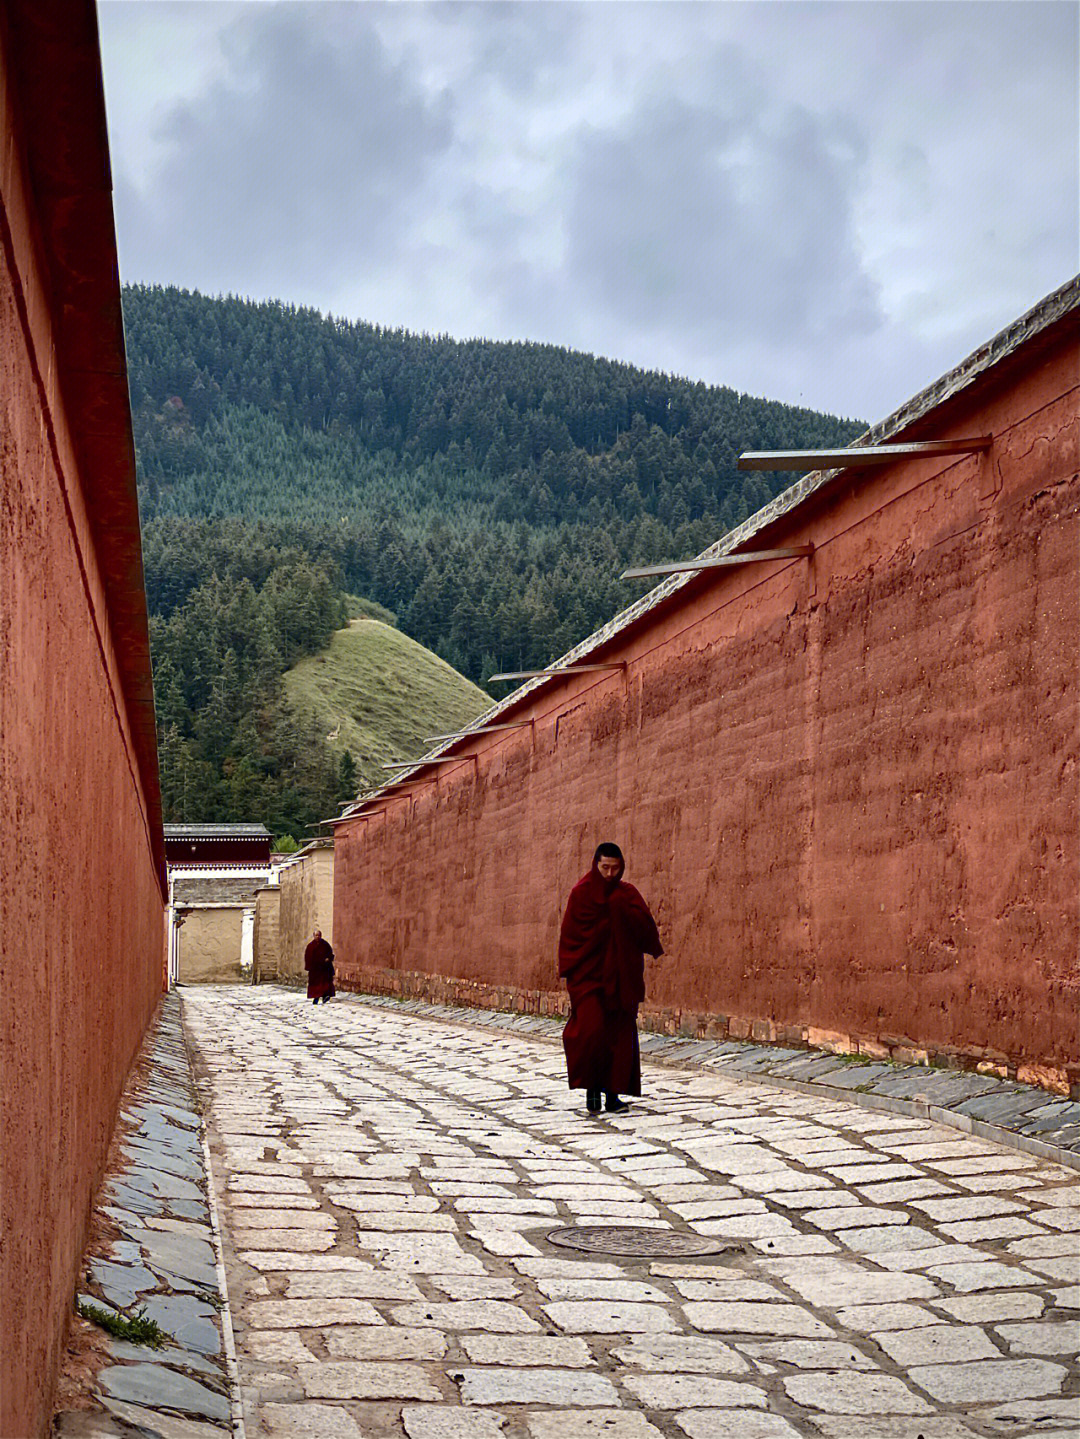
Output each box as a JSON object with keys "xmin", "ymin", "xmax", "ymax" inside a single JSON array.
[{"xmin": 283, "ymin": 614, "xmax": 491, "ymax": 791}]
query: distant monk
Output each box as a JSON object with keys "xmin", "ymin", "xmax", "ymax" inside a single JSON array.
[
  {"xmin": 558, "ymin": 843, "xmax": 663, "ymax": 1114},
  {"xmin": 304, "ymin": 929, "xmax": 335, "ymax": 1004}
]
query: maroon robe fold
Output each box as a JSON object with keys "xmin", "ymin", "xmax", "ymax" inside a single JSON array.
[
  {"xmin": 304, "ymin": 936, "xmax": 335, "ymax": 1000},
  {"xmin": 558, "ymin": 858, "xmax": 663, "ymax": 1094}
]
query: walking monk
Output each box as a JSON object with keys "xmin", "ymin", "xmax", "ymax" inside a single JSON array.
[
  {"xmin": 304, "ymin": 929, "xmax": 335, "ymax": 1004},
  {"xmin": 558, "ymin": 843, "xmax": 663, "ymax": 1114}
]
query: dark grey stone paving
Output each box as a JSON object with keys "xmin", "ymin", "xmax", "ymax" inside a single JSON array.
[
  {"xmin": 350, "ymin": 992, "xmax": 1080, "ymax": 1168},
  {"xmin": 51, "ymin": 993, "xmax": 234, "ymax": 1437},
  {"xmin": 98, "ymin": 1364, "xmax": 230, "ymax": 1424}
]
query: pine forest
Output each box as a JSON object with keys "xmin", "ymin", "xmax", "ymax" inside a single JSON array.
[{"xmin": 128, "ymin": 285, "xmax": 864, "ymax": 837}]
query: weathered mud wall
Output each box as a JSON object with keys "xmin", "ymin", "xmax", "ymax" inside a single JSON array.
[
  {"xmin": 336, "ymin": 317, "xmax": 1079, "ymax": 1093},
  {"xmin": 177, "ymin": 909, "xmax": 245, "ymax": 984},
  {"xmin": 279, "ymin": 845, "xmax": 336, "ymax": 979},
  {"xmin": 253, "ymin": 887, "xmax": 284, "ymax": 983},
  {"xmin": 0, "ymin": 8, "xmax": 165, "ymax": 1433}
]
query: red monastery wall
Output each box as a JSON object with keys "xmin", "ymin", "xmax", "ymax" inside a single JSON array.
[
  {"xmin": 335, "ymin": 301, "xmax": 1079, "ymax": 1095},
  {"xmin": 0, "ymin": 8, "xmax": 166, "ymax": 1435}
]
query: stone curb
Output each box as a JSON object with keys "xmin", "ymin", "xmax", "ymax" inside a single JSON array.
[
  {"xmin": 201, "ymin": 1130, "xmax": 247, "ymax": 1439},
  {"xmin": 339, "ymin": 990, "xmax": 1080, "ymax": 1174}
]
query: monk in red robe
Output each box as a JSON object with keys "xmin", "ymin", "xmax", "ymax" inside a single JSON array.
[
  {"xmin": 558, "ymin": 843, "xmax": 663, "ymax": 1114},
  {"xmin": 304, "ymin": 929, "xmax": 335, "ymax": 1004}
]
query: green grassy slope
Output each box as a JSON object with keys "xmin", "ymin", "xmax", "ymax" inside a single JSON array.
[{"xmin": 283, "ymin": 614, "xmax": 491, "ymax": 791}]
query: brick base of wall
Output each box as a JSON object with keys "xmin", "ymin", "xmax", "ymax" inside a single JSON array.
[{"xmin": 339, "ymin": 967, "xmax": 1074, "ymax": 1096}]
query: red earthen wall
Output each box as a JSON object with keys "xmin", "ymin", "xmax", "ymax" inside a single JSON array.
[
  {"xmin": 0, "ymin": 28, "xmax": 165, "ymax": 1437},
  {"xmin": 336, "ymin": 326, "xmax": 1079, "ymax": 1094}
]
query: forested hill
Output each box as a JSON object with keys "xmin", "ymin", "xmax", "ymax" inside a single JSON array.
[
  {"xmin": 127, "ymin": 284, "xmax": 863, "ymax": 834},
  {"xmin": 125, "ymin": 284, "xmax": 862, "ymax": 685}
]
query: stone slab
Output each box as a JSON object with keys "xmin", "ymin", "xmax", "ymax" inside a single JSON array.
[
  {"xmin": 807, "ymin": 1421, "xmax": 981, "ymax": 1439},
  {"xmin": 610, "ymin": 1335, "xmax": 749, "ymax": 1374},
  {"xmin": 931, "ymin": 1291, "xmax": 1044, "ymax": 1322},
  {"xmin": 97, "ymin": 1364, "xmax": 230, "ymax": 1424},
  {"xmin": 907, "ymin": 1358, "xmax": 1067, "ymax": 1403},
  {"xmin": 460, "ymin": 1335, "xmax": 593, "ymax": 1367},
  {"xmin": 455, "ymin": 1368, "xmax": 621, "ymax": 1406},
  {"xmin": 88, "ymin": 1399, "xmax": 229, "ymax": 1439},
  {"xmin": 761, "ymin": 1257, "xmax": 940, "ymax": 1307},
  {"xmin": 620, "ymin": 1374, "xmax": 765, "ymax": 1408},
  {"xmin": 783, "ymin": 1372, "xmax": 931, "ymax": 1414},
  {"xmin": 137, "ymin": 1295, "xmax": 221, "ymax": 1356},
  {"xmin": 284, "ymin": 1271, "xmax": 425, "ymax": 1299},
  {"xmin": 683, "ymin": 1302, "xmax": 831, "ymax": 1337},
  {"xmin": 543, "ymin": 1301, "xmax": 679, "ymax": 1333},
  {"xmin": 673, "ymin": 1414, "xmax": 804, "ymax": 1439},
  {"xmin": 736, "ymin": 1339, "xmax": 875, "ymax": 1369},
  {"xmin": 994, "ymin": 1320, "xmax": 1080, "ymax": 1355},
  {"xmin": 403, "ymin": 1408, "xmax": 507, "ymax": 1438},
  {"xmin": 296, "ymin": 1361, "xmax": 442, "ymax": 1399},
  {"xmin": 873, "ymin": 1324, "xmax": 1000, "ymax": 1366},
  {"xmin": 243, "ymin": 1299, "xmax": 384, "ymax": 1328},
  {"xmin": 391, "ymin": 1301, "xmax": 542, "ymax": 1332},
  {"xmin": 324, "ymin": 1326, "xmax": 449, "ymax": 1360},
  {"xmin": 528, "ymin": 1414, "xmax": 664, "ymax": 1439},
  {"xmin": 260, "ymin": 1402, "xmax": 366, "ymax": 1437}
]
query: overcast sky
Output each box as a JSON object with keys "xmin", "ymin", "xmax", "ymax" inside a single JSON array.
[{"xmin": 99, "ymin": 1, "xmax": 1078, "ymax": 423}]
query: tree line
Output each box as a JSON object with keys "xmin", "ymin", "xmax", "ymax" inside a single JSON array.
[
  {"xmin": 145, "ymin": 522, "xmax": 350, "ymax": 836},
  {"xmin": 127, "ymin": 284, "xmax": 864, "ymax": 827}
]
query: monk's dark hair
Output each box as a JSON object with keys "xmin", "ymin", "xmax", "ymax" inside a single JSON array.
[{"xmin": 593, "ymin": 842, "xmax": 624, "ymax": 864}]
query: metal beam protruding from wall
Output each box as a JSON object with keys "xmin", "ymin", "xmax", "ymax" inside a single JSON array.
[
  {"xmin": 622, "ymin": 547, "xmax": 814, "ymax": 580},
  {"xmin": 737, "ymin": 437, "xmax": 992, "ymax": 470}
]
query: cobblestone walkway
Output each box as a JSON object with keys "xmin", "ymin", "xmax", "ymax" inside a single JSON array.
[
  {"xmin": 353, "ymin": 997, "xmax": 1080, "ymax": 1164},
  {"xmin": 184, "ymin": 987, "xmax": 1079, "ymax": 1439}
]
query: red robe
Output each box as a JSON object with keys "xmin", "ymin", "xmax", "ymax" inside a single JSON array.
[
  {"xmin": 558, "ymin": 862, "xmax": 663, "ymax": 1094},
  {"xmin": 304, "ymin": 936, "xmax": 335, "ymax": 1000}
]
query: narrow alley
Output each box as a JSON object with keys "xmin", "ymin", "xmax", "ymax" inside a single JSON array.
[{"xmin": 182, "ymin": 988, "xmax": 1078, "ymax": 1439}]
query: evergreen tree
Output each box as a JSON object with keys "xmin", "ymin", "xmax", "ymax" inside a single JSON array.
[{"xmin": 129, "ymin": 283, "xmax": 864, "ymax": 833}]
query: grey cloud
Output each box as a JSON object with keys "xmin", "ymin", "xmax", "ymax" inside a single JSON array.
[
  {"xmin": 416, "ymin": 0, "xmax": 585, "ymax": 97},
  {"xmin": 103, "ymin": 0, "xmax": 1077, "ymax": 421},
  {"xmin": 115, "ymin": 4, "xmax": 452, "ymax": 295},
  {"xmin": 561, "ymin": 86, "xmax": 882, "ymax": 352}
]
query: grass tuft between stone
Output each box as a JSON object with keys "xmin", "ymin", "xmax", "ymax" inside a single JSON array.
[{"xmin": 76, "ymin": 1300, "xmax": 168, "ymax": 1350}]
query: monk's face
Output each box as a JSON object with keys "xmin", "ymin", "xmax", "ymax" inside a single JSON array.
[
  {"xmin": 597, "ymin": 856, "xmax": 621, "ymax": 881},
  {"xmin": 313, "ymin": 930, "xmax": 322, "ymax": 940}
]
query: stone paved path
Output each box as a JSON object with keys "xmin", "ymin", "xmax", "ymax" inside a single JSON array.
[
  {"xmin": 183, "ymin": 987, "xmax": 1079, "ymax": 1439},
  {"xmin": 353, "ymin": 996, "xmax": 1080, "ymax": 1163}
]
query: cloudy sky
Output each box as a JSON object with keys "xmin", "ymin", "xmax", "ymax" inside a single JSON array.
[{"xmin": 99, "ymin": 1, "xmax": 1077, "ymax": 423}]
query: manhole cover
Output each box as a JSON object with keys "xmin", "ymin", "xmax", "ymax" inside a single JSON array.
[{"xmin": 546, "ymin": 1226, "xmax": 739, "ymax": 1258}]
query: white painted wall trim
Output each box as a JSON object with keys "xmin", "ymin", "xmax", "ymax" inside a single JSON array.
[
  {"xmin": 240, "ymin": 909, "xmax": 255, "ymax": 972},
  {"xmin": 167, "ymin": 866, "xmax": 272, "ymax": 881}
]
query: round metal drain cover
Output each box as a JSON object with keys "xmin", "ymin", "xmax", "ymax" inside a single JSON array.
[{"xmin": 546, "ymin": 1226, "xmax": 737, "ymax": 1258}]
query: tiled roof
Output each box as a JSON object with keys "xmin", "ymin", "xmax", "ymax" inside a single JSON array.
[{"xmin": 164, "ymin": 825, "xmax": 271, "ymax": 838}]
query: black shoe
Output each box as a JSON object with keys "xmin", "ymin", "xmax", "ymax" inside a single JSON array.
[
  {"xmin": 605, "ymin": 1094, "xmax": 630, "ymax": 1113},
  {"xmin": 585, "ymin": 1089, "xmax": 602, "ymax": 1114}
]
